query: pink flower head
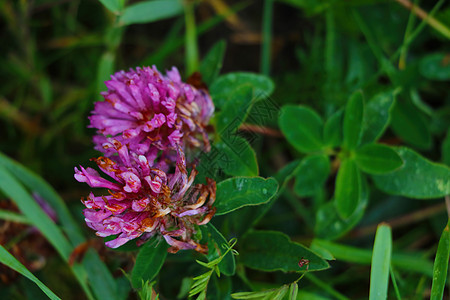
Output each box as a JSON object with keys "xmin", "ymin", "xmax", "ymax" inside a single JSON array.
[
  {"xmin": 89, "ymin": 66, "xmax": 214, "ymax": 157},
  {"xmin": 74, "ymin": 140, "xmax": 216, "ymax": 253}
]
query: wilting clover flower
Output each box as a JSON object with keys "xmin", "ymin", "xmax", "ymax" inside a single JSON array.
[
  {"xmin": 89, "ymin": 66, "xmax": 214, "ymax": 159},
  {"xmin": 74, "ymin": 140, "xmax": 216, "ymax": 253}
]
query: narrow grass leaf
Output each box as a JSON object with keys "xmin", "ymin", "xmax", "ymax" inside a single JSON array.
[
  {"xmin": 430, "ymin": 220, "xmax": 450, "ymax": 300},
  {"xmin": 0, "ymin": 165, "xmax": 72, "ymax": 259},
  {"xmin": 314, "ymin": 239, "xmax": 433, "ymax": 277},
  {"xmin": 0, "ymin": 152, "xmax": 84, "ymax": 245},
  {"xmin": 0, "ymin": 152, "xmax": 114, "ymax": 299},
  {"xmin": 83, "ymin": 249, "xmax": 118, "ymax": 300},
  {"xmin": 369, "ymin": 224, "xmax": 392, "ymax": 300},
  {"xmin": 215, "ymin": 177, "xmax": 278, "ymax": 215},
  {"xmin": 0, "ymin": 209, "xmax": 30, "ymax": 224},
  {"xmin": 0, "ymin": 164, "xmax": 96, "ymax": 300},
  {"xmin": 0, "ymin": 245, "xmax": 61, "ymax": 300}
]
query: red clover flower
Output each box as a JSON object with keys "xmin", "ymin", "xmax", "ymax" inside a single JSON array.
[
  {"xmin": 89, "ymin": 66, "xmax": 214, "ymax": 159},
  {"xmin": 75, "ymin": 140, "xmax": 216, "ymax": 252},
  {"xmin": 75, "ymin": 65, "xmax": 216, "ymax": 253}
]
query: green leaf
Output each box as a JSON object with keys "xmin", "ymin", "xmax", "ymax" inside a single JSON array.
[
  {"xmin": 293, "ymin": 154, "xmax": 330, "ymax": 197},
  {"xmin": 369, "ymin": 224, "xmax": 392, "ymax": 300},
  {"xmin": 240, "ymin": 231, "xmax": 329, "ymax": 272},
  {"xmin": 119, "ymin": 0, "xmax": 183, "ymax": 26},
  {"xmin": 215, "ymin": 137, "xmax": 258, "ymax": 177},
  {"xmin": 131, "ymin": 237, "xmax": 169, "ymax": 288},
  {"xmin": 419, "ymin": 53, "xmax": 450, "ymax": 81},
  {"xmin": 279, "ymin": 105, "xmax": 324, "ymax": 153},
  {"xmin": 323, "ymin": 109, "xmax": 343, "ymax": 147},
  {"xmin": 199, "ymin": 40, "xmax": 226, "ymax": 85},
  {"xmin": 309, "ymin": 240, "xmax": 335, "ymax": 261},
  {"xmin": 202, "ymin": 223, "xmax": 236, "ymax": 276},
  {"xmin": 334, "ymin": 159, "xmax": 361, "ymax": 218},
  {"xmin": 442, "ymin": 129, "xmax": 450, "ymax": 165},
  {"xmin": 390, "ymin": 100, "xmax": 432, "ymax": 150},
  {"xmin": 0, "ymin": 245, "xmax": 61, "ymax": 300},
  {"xmin": 354, "ymin": 144, "xmax": 403, "ymax": 174},
  {"xmin": 210, "ymin": 72, "xmax": 274, "ymax": 109},
  {"xmin": 430, "ymin": 220, "xmax": 450, "ymax": 300},
  {"xmin": 316, "ymin": 175, "xmax": 369, "ymax": 240},
  {"xmin": 215, "ymin": 177, "xmax": 278, "ymax": 215},
  {"xmin": 215, "ymin": 84, "xmax": 254, "ymax": 134},
  {"xmin": 99, "ymin": 0, "xmax": 123, "ymax": 14},
  {"xmin": 83, "ymin": 249, "xmax": 118, "ymax": 300},
  {"xmin": 316, "ymin": 201, "xmax": 365, "ymax": 240},
  {"xmin": 343, "ymin": 91, "xmax": 364, "ymax": 149},
  {"xmin": 372, "ymin": 147, "xmax": 450, "ymax": 198},
  {"xmin": 360, "ymin": 90, "xmax": 396, "ymax": 144}
]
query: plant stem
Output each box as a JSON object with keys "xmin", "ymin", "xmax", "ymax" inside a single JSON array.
[
  {"xmin": 185, "ymin": 1, "xmax": 199, "ymax": 75},
  {"xmin": 239, "ymin": 123, "xmax": 283, "ymax": 137},
  {"xmin": 394, "ymin": 0, "xmax": 450, "ymax": 39},
  {"xmin": 398, "ymin": 0, "xmax": 418, "ymax": 70},
  {"xmin": 350, "ymin": 203, "xmax": 446, "ymax": 238},
  {"xmin": 261, "ymin": 0, "xmax": 273, "ymax": 76}
]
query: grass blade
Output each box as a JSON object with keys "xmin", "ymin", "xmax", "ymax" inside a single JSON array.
[
  {"xmin": 184, "ymin": 0, "xmax": 199, "ymax": 75},
  {"xmin": 369, "ymin": 224, "xmax": 392, "ymax": 300},
  {"xmin": 314, "ymin": 239, "xmax": 433, "ymax": 277},
  {"xmin": 0, "ymin": 152, "xmax": 84, "ymax": 246},
  {"xmin": 0, "ymin": 164, "xmax": 72, "ymax": 259},
  {"xmin": 0, "ymin": 162, "xmax": 96, "ymax": 299},
  {"xmin": 0, "ymin": 153, "xmax": 121, "ymax": 300},
  {"xmin": 0, "ymin": 245, "xmax": 61, "ymax": 300},
  {"xmin": 430, "ymin": 220, "xmax": 450, "ymax": 300},
  {"xmin": 0, "ymin": 209, "xmax": 30, "ymax": 224}
]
